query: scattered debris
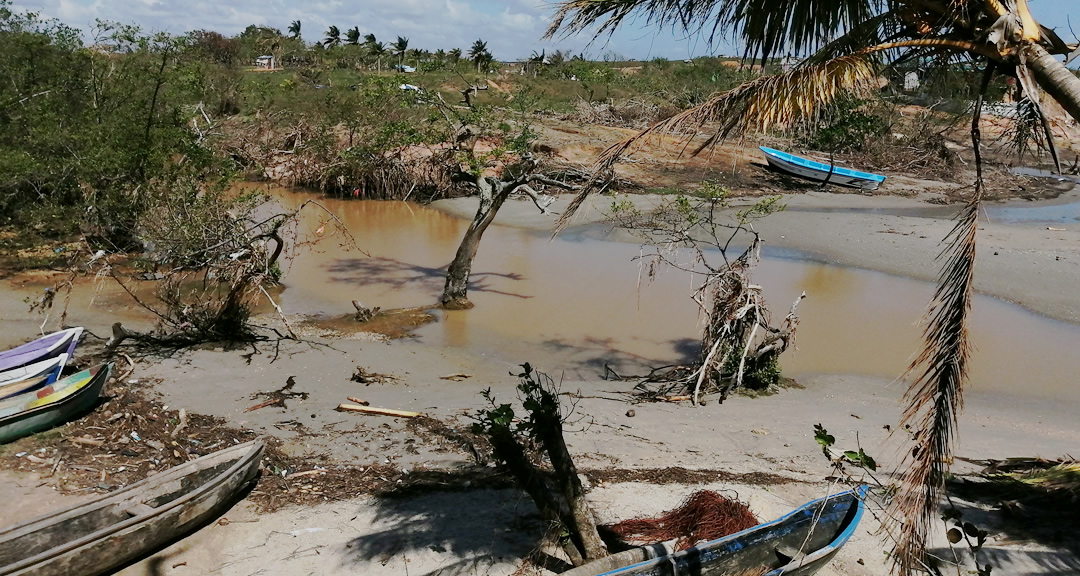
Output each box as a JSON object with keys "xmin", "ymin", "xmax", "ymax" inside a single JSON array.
[
  {"xmin": 336, "ymin": 403, "xmax": 419, "ymax": 418},
  {"xmin": 351, "ymin": 367, "xmax": 398, "ymax": 385},
  {"xmin": 345, "ymin": 396, "xmax": 370, "ymax": 406},
  {"xmin": 351, "ymin": 300, "xmax": 381, "ymax": 322},
  {"xmin": 246, "ymin": 377, "xmax": 309, "ymax": 412},
  {"xmin": 438, "ymin": 373, "xmax": 471, "ymax": 381}
]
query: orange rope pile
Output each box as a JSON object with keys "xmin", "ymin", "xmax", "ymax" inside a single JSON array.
[{"xmin": 607, "ymin": 490, "xmax": 759, "ymax": 551}]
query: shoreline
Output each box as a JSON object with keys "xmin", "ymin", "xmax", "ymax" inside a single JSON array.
[
  {"xmin": 430, "ymin": 187, "xmax": 1080, "ymax": 325},
  {"xmin": 1, "ymin": 186, "xmax": 1078, "ymax": 575}
]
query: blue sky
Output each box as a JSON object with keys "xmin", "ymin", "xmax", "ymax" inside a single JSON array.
[{"xmin": 10, "ymin": 0, "xmax": 1079, "ymax": 62}]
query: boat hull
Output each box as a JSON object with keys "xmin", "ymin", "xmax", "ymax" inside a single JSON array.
[
  {"xmin": 0, "ymin": 329, "xmax": 82, "ymax": 374},
  {"xmin": 563, "ymin": 487, "xmax": 867, "ymax": 576},
  {"xmin": 0, "ymin": 441, "xmax": 264, "ymax": 576},
  {"xmin": 760, "ymin": 147, "xmax": 885, "ymax": 190},
  {"xmin": 0, "ymin": 364, "xmax": 110, "ymax": 444}
]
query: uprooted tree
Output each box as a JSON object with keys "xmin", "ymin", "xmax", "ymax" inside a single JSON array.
[
  {"xmin": 472, "ymin": 363, "xmax": 608, "ymax": 566},
  {"xmin": 609, "ymin": 184, "xmax": 803, "ymax": 404}
]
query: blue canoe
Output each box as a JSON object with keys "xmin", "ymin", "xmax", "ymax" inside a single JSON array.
[
  {"xmin": 564, "ymin": 486, "xmax": 868, "ymax": 576},
  {"xmin": 760, "ymin": 147, "xmax": 886, "ymax": 190}
]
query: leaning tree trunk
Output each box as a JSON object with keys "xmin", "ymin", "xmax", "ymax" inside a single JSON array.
[
  {"xmin": 441, "ymin": 176, "xmax": 509, "ymax": 309},
  {"xmin": 1024, "ymin": 43, "xmax": 1080, "ymax": 124}
]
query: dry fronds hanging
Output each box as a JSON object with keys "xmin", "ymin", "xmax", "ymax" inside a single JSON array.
[{"xmin": 888, "ymin": 64, "xmax": 993, "ymax": 575}]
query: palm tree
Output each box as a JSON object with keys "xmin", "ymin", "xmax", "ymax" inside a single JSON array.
[
  {"xmin": 287, "ymin": 20, "xmax": 301, "ymax": 40},
  {"xmin": 448, "ymin": 47, "xmax": 463, "ymax": 65},
  {"xmin": 345, "ymin": 26, "xmax": 360, "ymax": 46},
  {"xmin": 548, "ymin": 1, "xmax": 1080, "ymax": 574},
  {"xmin": 367, "ymin": 41, "xmax": 386, "ymax": 72},
  {"xmin": 391, "ymin": 36, "xmax": 409, "ymax": 67},
  {"xmin": 469, "ymin": 38, "xmax": 492, "ymax": 73},
  {"xmin": 322, "ymin": 25, "xmax": 340, "ymax": 49}
]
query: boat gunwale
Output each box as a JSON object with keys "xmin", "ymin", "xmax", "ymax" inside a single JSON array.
[
  {"xmin": 0, "ymin": 329, "xmax": 82, "ymax": 368},
  {"xmin": 0, "ymin": 355, "xmax": 67, "ymax": 387},
  {"xmin": 594, "ymin": 486, "xmax": 868, "ymax": 576},
  {"xmin": 0, "ymin": 364, "xmax": 104, "ymax": 421},
  {"xmin": 0, "ymin": 439, "xmax": 264, "ymax": 574}
]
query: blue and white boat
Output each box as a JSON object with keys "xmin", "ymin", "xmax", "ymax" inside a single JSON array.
[
  {"xmin": 760, "ymin": 146, "xmax": 886, "ymax": 190},
  {"xmin": 563, "ymin": 486, "xmax": 867, "ymax": 576}
]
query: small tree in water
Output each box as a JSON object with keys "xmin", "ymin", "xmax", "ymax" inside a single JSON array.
[
  {"xmin": 609, "ymin": 183, "xmax": 803, "ymax": 403},
  {"xmin": 437, "ymin": 90, "xmax": 582, "ymax": 309}
]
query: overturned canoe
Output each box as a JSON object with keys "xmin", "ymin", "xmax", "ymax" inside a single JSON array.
[
  {"xmin": 760, "ymin": 147, "xmax": 886, "ymax": 190},
  {"xmin": 0, "ymin": 364, "xmax": 111, "ymax": 444},
  {"xmin": 0, "ymin": 440, "xmax": 264, "ymax": 576},
  {"xmin": 563, "ymin": 486, "xmax": 867, "ymax": 576},
  {"xmin": 0, "ymin": 329, "xmax": 83, "ymax": 374}
]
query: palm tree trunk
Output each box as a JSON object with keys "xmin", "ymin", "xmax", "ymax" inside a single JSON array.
[{"xmin": 1024, "ymin": 43, "xmax": 1080, "ymax": 123}]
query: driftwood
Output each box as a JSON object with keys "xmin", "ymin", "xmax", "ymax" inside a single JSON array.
[
  {"xmin": 335, "ymin": 403, "xmax": 419, "ymax": 418},
  {"xmin": 345, "ymin": 396, "xmax": 370, "ymax": 406},
  {"xmin": 351, "ymin": 300, "xmax": 380, "ymax": 322}
]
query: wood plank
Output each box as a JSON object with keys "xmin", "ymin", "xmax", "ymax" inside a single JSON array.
[{"xmin": 335, "ymin": 403, "xmax": 419, "ymax": 418}]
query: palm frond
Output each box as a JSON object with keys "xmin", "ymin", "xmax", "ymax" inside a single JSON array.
[
  {"xmin": 547, "ymin": 0, "xmax": 884, "ymax": 63},
  {"xmin": 888, "ymin": 63, "xmax": 994, "ymax": 575},
  {"xmin": 553, "ymin": 54, "xmax": 876, "ymax": 235}
]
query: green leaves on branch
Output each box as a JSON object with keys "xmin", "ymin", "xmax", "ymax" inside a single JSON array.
[{"xmin": 813, "ymin": 424, "xmax": 876, "ymax": 471}]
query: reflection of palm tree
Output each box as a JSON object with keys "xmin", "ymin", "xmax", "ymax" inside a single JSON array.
[
  {"xmin": 345, "ymin": 26, "xmax": 360, "ymax": 45},
  {"xmin": 549, "ymin": 1, "xmax": 1080, "ymax": 573},
  {"xmin": 288, "ymin": 20, "xmax": 301, "ymax": 40},
  {"xmin": 323, "ymin": 25, "xmax": 340, "ymax": 49},
  {"xmin": 391, "ymin": 36, "xmax": 409, "ymax": 67}
]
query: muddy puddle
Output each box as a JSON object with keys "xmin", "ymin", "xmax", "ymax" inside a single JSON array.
[{"xmin": 274, "ymin": 189, "xmax": 1080, "ymax": 405}]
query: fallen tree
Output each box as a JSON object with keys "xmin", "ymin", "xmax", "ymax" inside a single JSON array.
[
  {"xmin": 608, "ymin": 185, "xmax": 804, "ymax": 403},
  {"xmin": 471, "ymin": 363, "xmax": 608, "ymax": 565}
]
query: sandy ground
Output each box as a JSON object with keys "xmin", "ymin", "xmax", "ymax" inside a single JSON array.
[{"xmin": 2, "ymin": 180, "xmax": 1080, "ymax": 575}]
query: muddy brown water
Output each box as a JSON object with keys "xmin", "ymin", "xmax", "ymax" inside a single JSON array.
[{"xmin": 274, "ymin": 190, "xmax": 1080, "ymax": 406}]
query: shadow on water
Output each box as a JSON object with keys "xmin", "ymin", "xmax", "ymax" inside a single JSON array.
[
  {"xmin": 343, "ymin": 488, "xmax": 544, "ymax": 576},
  {"xmin": 270, "ymin": 188, "xmax": 1080, "ymax": 405},
  {"xmin": 326, "ymin": 256, "xmax": 532, "ymax": 300}
]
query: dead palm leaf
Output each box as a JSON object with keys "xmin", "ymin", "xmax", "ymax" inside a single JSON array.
[{"xmin": 887, "ymin": 63, "xmax": 994, "ymax": 575}]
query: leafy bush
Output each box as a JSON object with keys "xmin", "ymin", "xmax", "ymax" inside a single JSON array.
[{"xmin": 798, "ymin": 95, "xmax": 888, "ymax": 153}]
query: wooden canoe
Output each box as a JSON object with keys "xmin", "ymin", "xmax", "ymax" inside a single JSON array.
[
  {"xmin": 0, "ymin": 355, "xmax": 67, "ymax": 400},
  {"xmin": 562, "ymin": 486, "xmax": 867, "ymax": 576},
  {"xmin": 0, "ymin": 364, "xmax": 111, "ymax": 444},
  {"xmin": 760, "ymin": 147, "xmax": 886, "ymax": 190},
  {"xmin": 0, "ymin": 440, "xmax": 264, "ymax": 576},
  {"xmin": 0, "ymin": 329, "xmax": 82, "ymax": 374}
]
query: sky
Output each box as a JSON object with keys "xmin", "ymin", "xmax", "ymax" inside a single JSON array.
[{"xmin": 9, "ymin": 0, "xmax": 1079, "ymax": 63}]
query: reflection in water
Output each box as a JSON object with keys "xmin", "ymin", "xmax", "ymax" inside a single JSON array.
[{"xmin": 274, "ymin": 188, "xmax": 1080, "ymax": 404}]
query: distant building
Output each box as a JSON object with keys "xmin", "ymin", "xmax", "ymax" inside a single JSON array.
[
  {"xmin": 903, "ymin": 71, "xmax": 921, "ymax": 91},
  {"xmin": 392, "ymin": 64, "xmax": 416, "ymax": 73},
  {"xmin": 255, "ymin": 55, "xmax": 274, "ymax": 69}
]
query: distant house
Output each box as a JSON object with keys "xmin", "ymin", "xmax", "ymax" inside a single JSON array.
[
  {"xmin": 255, "ymin": 55, "xmax": 275, "ymax": 69},
  {"xmin": 903, "ymin": 71, "xmax": 921, "ymax": 92},
  {"xmin": 392, "ymin": 64, "xmax": 416, "ymax": 73}
]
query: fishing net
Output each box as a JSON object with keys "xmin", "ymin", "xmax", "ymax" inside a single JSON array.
[{"xmin": 606, "ymin": 490, "xmax": 759, "ymax": 551}]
